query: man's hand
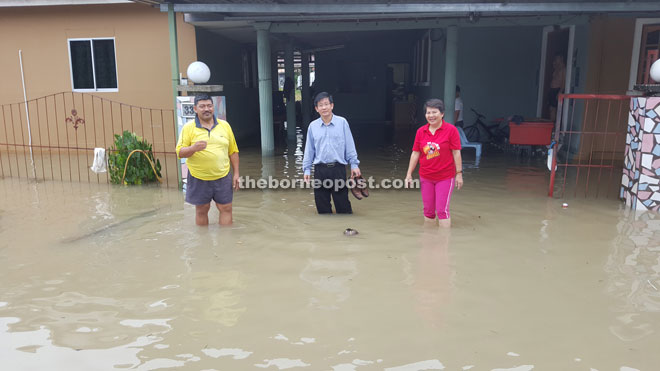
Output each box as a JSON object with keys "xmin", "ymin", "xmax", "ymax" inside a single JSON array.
[
  {"xmin": 192, "ymin": 140, "xmax": 207, "ymax": 152},
  {"xmin": 351, "ymin": 167, "xmax": 361, "ymax": 178},
  {"xmin": 304, "ymin": 174, "xmax": 311, "ymax": 184},
  {"xmin": 233, "ymin": 172, "xmax": 240, "ymax": 190}
]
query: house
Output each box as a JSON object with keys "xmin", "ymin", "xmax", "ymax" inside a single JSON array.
[
  {"xmin": 0, "ymin": 0, "xmax": 197, "ymax": 185},
  {"xmin": 155, "ymin": 1, "xmax": 660, "ymax": 161},
  {"xmin": 2, "ymin": 1, "xmax": 660, "ymax": 191}
]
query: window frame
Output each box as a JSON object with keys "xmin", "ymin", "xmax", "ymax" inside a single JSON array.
[
  {"xmin": 628, "ymin": 18, "xmax": 660, "ymax": 90},
  {"xmin": 413, "ymin": 30, "xmax": 431, "ymax": 86},
  {"xmin": 636, "ymin": 24, "xmax": 660, "ymax": 84},
  {"xmin": 67, "ymin": 37, "xmax": 119, "ymax": 92}
]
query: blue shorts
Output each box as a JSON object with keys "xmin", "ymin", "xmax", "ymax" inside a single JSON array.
[{"xmin": 185, "ymin": 172, "xmax": 233, "ymax": 205}]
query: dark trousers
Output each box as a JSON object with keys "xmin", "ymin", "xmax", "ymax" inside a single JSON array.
[{"xmin": 313, "ymin": 163, "xmax": 352, "ymax": 214}]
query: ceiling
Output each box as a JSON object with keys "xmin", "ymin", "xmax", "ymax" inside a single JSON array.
[{"xmin": 135, "ymin": 1, "xmax": 660, "ymax": 49}]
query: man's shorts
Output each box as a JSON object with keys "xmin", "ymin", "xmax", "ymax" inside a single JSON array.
[{"xmin": 185, "ymin": 171, "xmax": 233, "ymax": 205}]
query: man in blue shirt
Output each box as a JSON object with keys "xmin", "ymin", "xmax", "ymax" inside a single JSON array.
[{"xmin": 303, "ymin": 92, "xmax": 361, "ymax": 214}]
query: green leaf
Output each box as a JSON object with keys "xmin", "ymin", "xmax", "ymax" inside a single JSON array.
[{"xmin": 107, "ymin": 131, "xmax": 161, "ymax": 185}]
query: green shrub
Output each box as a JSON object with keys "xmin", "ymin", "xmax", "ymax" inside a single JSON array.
[{"xmin": 108, "ymin": 131, "xmax": 162, "ymax": 185}]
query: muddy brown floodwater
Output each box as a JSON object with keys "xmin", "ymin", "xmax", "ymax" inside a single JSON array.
[{"xmin": 1, "ymin": 143, "xmax": 658, "ymax": 371}]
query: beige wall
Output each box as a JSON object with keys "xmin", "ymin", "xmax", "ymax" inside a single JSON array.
[
  {"xmin": 0, "ymin": 3, "xmax": 197, "ymax": 109},
  {"xmin": 0, "ymin": 3, "xmax": 196, "ymax": 186},
  {"xmin": 578, "ymin": 16, "xmax": 636, "ymax": 162},
  {"xmin": 584, "ymin": 16, "xmax": 635, "ymax": 95}
]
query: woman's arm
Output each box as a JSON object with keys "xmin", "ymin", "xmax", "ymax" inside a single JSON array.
[
  {"xmin": 452, "ymin": 149, "xmax": 463, "ymax": 189},
  {"xmin": 405, "ymin": 151, "xmax": 421, "ymax": 187}
]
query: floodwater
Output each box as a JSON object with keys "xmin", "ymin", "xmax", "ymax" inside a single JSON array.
[{"xmin": 1, "ymin": 141, "xmax": 659, "ymax": 371}]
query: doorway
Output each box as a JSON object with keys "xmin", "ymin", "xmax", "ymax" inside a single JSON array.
[{"xmin": 537, "ymin": 25, "xmax": 574, "ymax": 123}]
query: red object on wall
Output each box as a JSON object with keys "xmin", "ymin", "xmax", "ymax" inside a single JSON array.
[{"xmin": 508, "ymin": 122, "xmax": 554, "ymax": 145}]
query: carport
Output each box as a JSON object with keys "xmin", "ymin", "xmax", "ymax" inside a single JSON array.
[{"xmin": 152, "ymin": 1, "xmax": 660, "ymax": 157}]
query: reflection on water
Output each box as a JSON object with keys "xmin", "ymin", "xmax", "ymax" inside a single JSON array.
[
  {"xmin": 409, "ymin": 228, "xmax": 451, "ymax": 328},
  {"xmin": 300, "ymin": 258, "xmax": 358, "ymax": 310},
  {"xmin": 606, "ymin": 211, "xmax": 660, "ymax": 343},
  {"xmin": 0, "ymin": 146, "xmax": 658, "ymax": 370}
]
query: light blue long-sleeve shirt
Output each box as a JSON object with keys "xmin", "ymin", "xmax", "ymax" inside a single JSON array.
[{"xmin": 302, "ymin": 114, "xmax": 360, "ymax": 176}]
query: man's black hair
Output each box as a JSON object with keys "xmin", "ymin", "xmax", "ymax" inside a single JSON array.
[
  {"xmin": 314, "ymin": 92, "xmax": 333, "ymax": 106},
  {"xmin": 194, "ymin": 94, "xmax": 213, "ymax": 105}
]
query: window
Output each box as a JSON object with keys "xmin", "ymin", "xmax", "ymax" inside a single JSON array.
[
  {"xmin": 413, "ymin": 31, "xmax": 431, "ymax": 86},
  {"xmin": 68, "ymin": 38, "xmax": 118, "ymax": 91},
  {"xmin": 637, "ymin": 24, "xmax": 660, "ymax": 84}
]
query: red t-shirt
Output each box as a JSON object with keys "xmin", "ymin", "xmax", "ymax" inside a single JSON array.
[{"xmin": 412, "ymin": 121, "xmax": 461, "ymax": 181}]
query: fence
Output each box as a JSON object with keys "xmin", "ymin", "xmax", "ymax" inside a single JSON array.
[
  {"xmin": 0, "ymin": 92, "xmax": 180, "ymax": 187},
  {"xmin": 548, "ymin": 94, "xmax": 630, "ymax": 199}
]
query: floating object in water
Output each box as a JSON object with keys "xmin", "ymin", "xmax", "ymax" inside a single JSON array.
[
  {"xmin": 344, "ymin": 228, "xmax": 358, "ymax": 236},
  {"xmin": 562, "ymin": 203, "xmax": 568, "ymax": 209}
]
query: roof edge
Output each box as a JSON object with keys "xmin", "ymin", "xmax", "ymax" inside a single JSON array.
[{"xmin": 0, "ymin": 0, "xmax": 132, "ymax": 7}]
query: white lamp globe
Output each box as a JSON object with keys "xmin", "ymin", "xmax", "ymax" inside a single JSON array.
[
  {"xmin": 187, "ymin": 61, "xmax": 211, "ymax": 84},
  {"xmin": 651, "ymin": 59, "xmax": 660, "ymax": 83}
]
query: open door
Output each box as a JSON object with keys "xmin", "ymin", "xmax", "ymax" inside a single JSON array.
[{"xmin": 536, "ymin": 25, "xmax": 575, "ymax": 126}]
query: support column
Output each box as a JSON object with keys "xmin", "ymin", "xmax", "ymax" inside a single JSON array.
[
  {"xmin": 256, "ymin": 23, "xmax": 274, "ymax": 156},
  {"xmin": 430, "ymin": 29, "xmax": 445, "ymax": 100},
  {"xmin": 301, "ymin": 52, "xmax": 311, "ymax": 128},
  {"xmin": 285, "ymin": 40, "xmax": 296, "ymax": 141},
  {"xmin": 167, "ymin": 4, "xmax": 183, "ymax": 188},
  {"xmin": 443, "ymin": 25, "xmax": 458, "ymax": 124}
]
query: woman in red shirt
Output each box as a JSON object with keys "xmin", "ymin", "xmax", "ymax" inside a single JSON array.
[{"xmin": 405, "ymin": 99, "xmax": 463, "ymax": 227}]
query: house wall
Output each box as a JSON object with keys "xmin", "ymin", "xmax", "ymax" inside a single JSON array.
[
  {"xmin": 313, "ymin": 31, "xmax": 418, "ymax": 124},
  {"xmin": 413, "ymin": 25, "xmax": 543, "ymax": 130},
  {"xmin": 306, "ymin": 26, "xmax": 543, "ymax": 146},
  {"xmin": 456, "ymin": 26, "xmax": 543, "ymax": 126},
  {"xmin": 576, "ymin": 16, "xmax": 636, "ymax": 161},
  {"xmin": 585, "ymin": 16, "xmax": 635, "ymax": 95},
  {"xmin": 0, "ymin": 3, "xmax": 197, "ymax": 109},
  {"xmin": 194, "ymin": 29, "xmax": 260, "ymax": 143},
  {"xmin": 0, "ymin": 3, "xmax": 196, "ymax": 186}
]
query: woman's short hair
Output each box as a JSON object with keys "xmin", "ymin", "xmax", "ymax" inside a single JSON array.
[{"xmin": 424, "ymin": 98, "xmax": 445, "ymax": 113}]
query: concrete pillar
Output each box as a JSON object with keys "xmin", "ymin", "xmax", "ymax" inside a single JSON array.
[
  {"xmin": 301, "ymin": 52, "xmax": 311, "ymax": 128},
  {"xmin": 430, "ymin": 28, "xmax": 445, "ymax": 100},
  {"xmin": 285, "ymin": 40, "xmax": 296, "ymax": 141},
  {"xmin": 622, "ymin": 97, "xmax": 660, "ymax": 210},
  {"xmin": 255, "ymin": 23, "xmax": 274, "ymax": 156},
  {"xmin": 167, "ymin": 4, "xmax": 183, "ymax": 188},
  {"xmin": 443, "ymin": 25, "xmax": 458, "ymax": 124}
]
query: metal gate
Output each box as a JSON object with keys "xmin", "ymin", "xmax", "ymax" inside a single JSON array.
[
  {"xmin": 0, "ymin": 92, "xmax": 179, "ymax": 187},
  {"xmin": 548, "ymin": 93, "xmax": 631, "ymax": 199}
]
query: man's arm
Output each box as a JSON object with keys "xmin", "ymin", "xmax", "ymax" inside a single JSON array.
[
  {"xmin": 454, "ymin": 98, "xmax": 463, "ymax": 124},
  {"xmin": 178, "ymin": 141, "xmax": 207, "ymax": 158},
  {"xmin": 176, "ymin": 126, "xmax": 206, "ymax": 158},
  {"xmin": 343, "ymin": 121, "xmax": 361, "ymax": 177},
  {"xmin": 230, "ymin": 152, "xmax": 240, "ymax": 190}
]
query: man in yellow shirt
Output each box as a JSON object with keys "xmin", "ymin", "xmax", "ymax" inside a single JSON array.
[{"xmin": 176, "ymin": 95, "xmax": 239, "ymax": 225}]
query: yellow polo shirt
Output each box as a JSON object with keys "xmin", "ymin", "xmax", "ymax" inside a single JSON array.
[{"xmin": 176, "ymin": 117, "xmax": 238, "ymax": 181}]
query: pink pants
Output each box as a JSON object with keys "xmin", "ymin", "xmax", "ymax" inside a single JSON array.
[{"xmin": 420, "ymin": 177, "xmax": 455, "ymax": 220}]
